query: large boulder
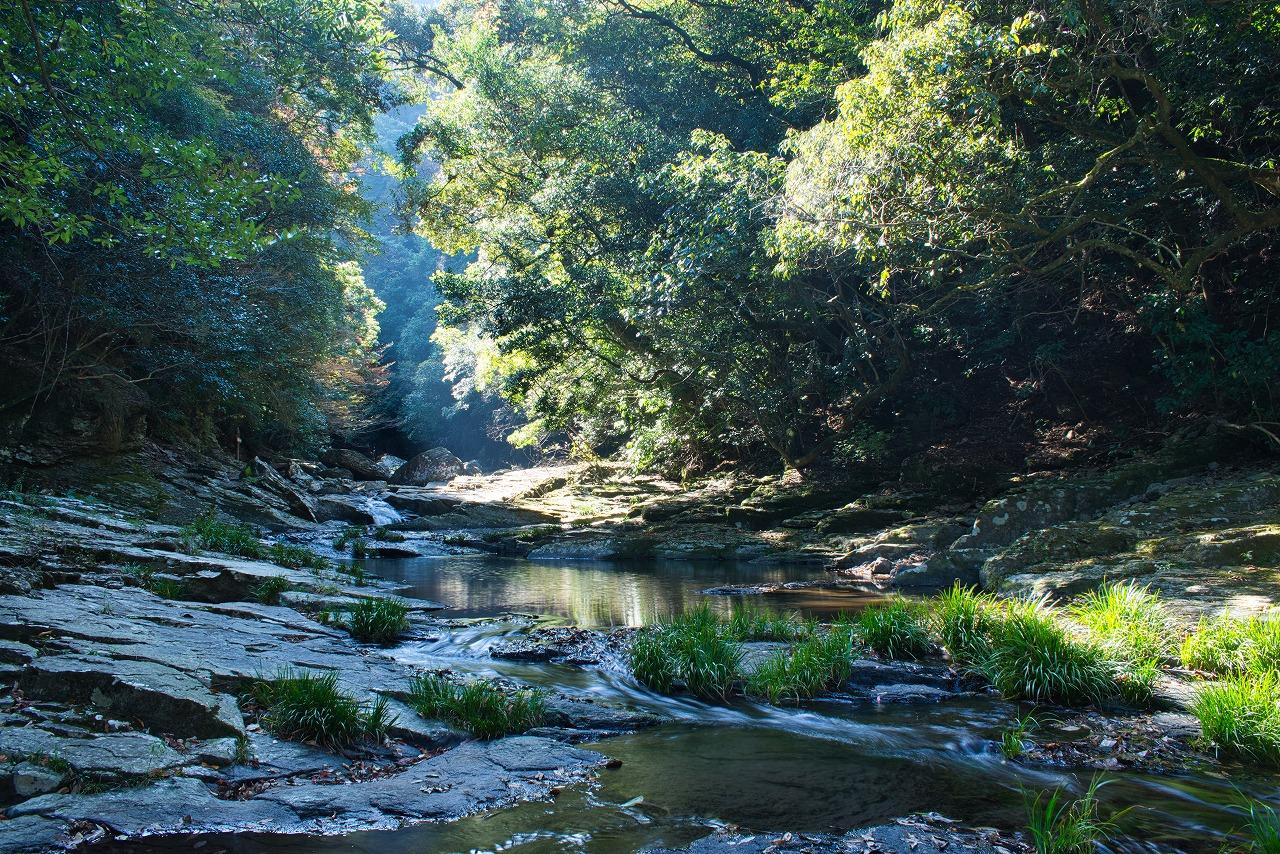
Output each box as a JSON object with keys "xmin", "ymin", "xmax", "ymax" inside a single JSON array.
[
  {"xmin": 249, "ymin": 457, "xmax": 316, "ymax": 522},
  {"xmin": 319, "ymin": 448, "xmax": 385, "ymax": 482},
  {"xmin": 389, "ymin": 447, "xmax": 465, "ymax": 486}
]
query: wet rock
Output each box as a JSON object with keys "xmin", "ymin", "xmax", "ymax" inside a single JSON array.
[
  {"xmin": 389, "ymin": 448, "xmax": 465, "ymax": 486},
  {"xmin": 320, "ymin": 448, "xmax": 386, "ymax": 482},
  {"xmin": 18, "ymin": 653, "xmax": 244, "ymax": 739},
  {"xmin": 891, "ymin": 552, "xmax": 979, "ymax": 589},
  {"xmin": 384, "ymin": 493, "xmax": 463, "ymax": 516},
  {"xmin": 0, "ymin": 640, "xmax": 37, "ymax": 666},
  {"xmin": 490, "ymin": 627, "xmax": 610, "ymax": 665},
  {"xmin": 541, "ymin": 695, "xmax": 661, "ymax": 734},
  {"xmin": 313, "ymin": 495, "xmax": 379, "ymax": 525}
]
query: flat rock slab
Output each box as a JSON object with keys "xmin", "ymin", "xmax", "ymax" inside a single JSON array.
[
  {"xmin": 9, "ymin": 736, "xmax": 601, "ymax": 843},
  {"xmin": 18, "ymin": 653, "xmax": 243, "ymax": 739},
  {"xmin": 0, "ymin": 727, "xmax": 186, "ymax": 779}
]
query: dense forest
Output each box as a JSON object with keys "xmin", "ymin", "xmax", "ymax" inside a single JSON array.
[{"xmin": 2, "ymin": 0, "xmax": 1278, "ymax": 476}]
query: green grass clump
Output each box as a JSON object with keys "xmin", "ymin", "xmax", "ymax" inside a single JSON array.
[
  {"xmin": 1112, "ymin": 657, "xmax": 1160, "ymax": 707},
  {"xmin": 628, "ymin": 605, "xmax": 743, "ymax": 700},
  {"xmin": 1024, "ymin": 776, "xmax": 1118, "ymax": 854},
  {"xmin": 253, "ymin": 576, "xmax": 292, "ymax": 605},
  {"xmin": 1071, "ymin": 581, "xmax": 1171, "ymax": 662},
  {"xmin": 1181, "ymin": 613, "xmax": 1280, "ymax": 676},
  {"xmin": 1191, "ymin": 670, "xmax": 1280, "ymax": 766},
  {"xmin": 346, "ymin": 597, "xmax": 409, "ymax": 645},
  {"xmin": 267, "ymin": 541, "xmax": 328, "ymax": 572},
  {"xmin": 933, "ymin": 584, "xmax": 1002, "ymax": 664},
  {"xmin": 181, "ymin": 511, "xmax": 265, "ymax": 559},
  {"xmin": 1243, "ymin": 798, "xmax": 1280, "ymax": 853},
  {"xmin": 408, "ymin": 674, "xmax": 544, "ymax": 739},
  {"xmin": 251, "ymin": 669, "xmax": 395, "ymax": 747},
  {"xmin": 856, "ymin": 598, "xmax": 932, "ymax": 660},
  {"xmin": 146, "ymin": 577, "xmax": 187, "ymax": 600},
  {"xmin": 728, "ymin": 605, "xmax": 807, "ymax": 642},
  {"xmin": 982, "ymin": 599, "xmax": 1114, "ymax": 705},
  {"xmin": 745, "ymin": 623, "xmax": 855, "ymax": 703},
  {"xmin": 1001, "ymin": 713, "xmax": 1038, "ymax": 759}
]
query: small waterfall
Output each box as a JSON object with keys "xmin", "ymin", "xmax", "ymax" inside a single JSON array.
[{"xmin": 364, "ymin": 497, "xmax": 403, "ymax": 527}]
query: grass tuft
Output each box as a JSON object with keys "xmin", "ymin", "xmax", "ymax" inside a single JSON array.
[
  {"xmin": 1024, "ymin": 776, "xmax": 1118, "ymax": 854},
  {"xmin": 407, "ymin": 674, "xmax": 544, "ymax": 739},
  {"xmin": 1071, "ymin": 580, "xmax": 1171, "ymax": 662},
  {"xmin": 250, "ymin": 668, "xmax": 395, "ymax": 747},
  {"xmin": 856, "ymin": 598, "xmax": 932, "ymax": 660},
  {"xmin": 728, "ymin": 605, "xmax": 807, "ymax": 642},
  {"xmin": 628, "ymin": 605, "xmax": 743, "ymax": 700},
  {"xmin": 1191, "ymin": 670, "xmax": 1280, "ymax": 766},
  {"xmin": 253, "ymin": 575, "xmax": 291, "ymax": 605},
  {"xmin": 1181, "ymin": 612, "xmax": 1280, "ymax": 676},
  {"xmin": 1000, "ymin": 712, "xmax": 1038, "ymax": 760},
  {"xmin": 181, "ymin": 511, "xmax": 264, "ymax": 559},
  {"xmin": 933, "ymin": 583, "xmax": 1002, "ymax": 665},
  {"xmin": 981, "ymin": 599, "xmax": 1113, "ymax": 705},
  {"xmin": 1244, "ymin": 798, "xmax": 1280, "ymax": 853},
  {"xmin": 745, "ymin": 623, "xmax": 855, "ymax": 703},
  {"xmin": 267, "ymin": 541, "xmax": 328, "ymax": 572},
  {"xmin": 146, "ymin": 577, "xmax": 187, "ymax": 600},
  {"xmin": 346, "ymin": 597, "xmax": 409, "ymax": 645}
]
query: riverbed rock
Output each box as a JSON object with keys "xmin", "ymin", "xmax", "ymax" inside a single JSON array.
[
  {"xmin": 390, "ymin": 448, "xmax": 465, "ymax": 486},
  {"xmin": 17, "ymin": 653, "xmax": 245, "ymax": 739},
  {"xmin": 312, "ymin": 495, "xmax": 379, "ymax": 525},
  {"xmin": 0, "ymin": 727, "xmax": 186, "ymax": 780},
  {"xmin": 10, "ymin": 763, "xmax": 63, "ymax": 798},
  {"xmin": 249, "ymin": 457, "xmax": 317, "ymax": 522},
  {"xmin": 320, "ymin": 448, "xmax": 386, "ymax": 482}
]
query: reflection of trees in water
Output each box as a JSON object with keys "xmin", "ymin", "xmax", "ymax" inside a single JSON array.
[{"xmin": 364, "ymin": 557, "xmax": 842, "ymax": 626}]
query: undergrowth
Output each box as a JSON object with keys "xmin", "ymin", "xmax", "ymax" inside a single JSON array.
[
  {"xmin": 250, "ymin": 669, "xmax": 395, "ymax": 747},
  {"xmin": 628, "ymin": 605, "xmax": 743, "ymax": 700},
  {"xmin": 856, "ymin": 598, "xmax": 932, "ymax": 660},
  {"xmin": 346, "ymin": 598, "xmax": 409, "ymax": 645}
]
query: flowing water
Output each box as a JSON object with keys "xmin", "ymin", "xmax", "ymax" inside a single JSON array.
[{"xmin": 100, "ymin": 555, "xmax": 1276, "ymax": 853}]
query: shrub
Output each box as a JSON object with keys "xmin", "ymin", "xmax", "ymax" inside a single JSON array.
[
  {"xmin": 933, "ymin": 584, "xmax": 1002, "ymax": 664},
  {"xmin": 982, "ymin": 599, "xmax": 1114, "ymax": 705},
  {"xmin": 1070, "ymin": 581, "xmax": 1171, "ymax": 662},
  {"xmin": 1181, "ymin": 613, "xmax": 1280, "ymax": 676},
  {"xmin": 745, "ymin": 624, "xmax": 855, "ymax": 703},
  {"xmin": 1191, "ymin": 671, "xmax": 1280, "ymax": 766},
  {"xmin": 1112, "ymin": 657, "xmax": 1160, "ymax": 708},
  {"xmin": 627, "ymin": 605, "xmax": 743, "ymax": 700},
  {"xmin": 251, "ymin": 669, "xmax": 394, "ymax": 747},
  {"xmin": 253, "ymin": 576, "xmax": 291, "ymax": 605},
  {"xmin": 408, "ymin": 674, "xmax": 544, "ymax": 739},
  {"xmin": 1024, "ymin": 776, "xmax": 1118, "ymax": 854},
  {"xmin": 728, "ymin": 605, "xmax": 807, "ymax": 642},
  {"xmin": 857, "ymin": 598, "xmax": 933, "ymax": 660},
  {"xmin": 346, "ymin": 598, "xmax": 409, "ymax": 645},
  {"xmin": 181, "ymin": 512, "xmax": 265, "ymax": 559}
]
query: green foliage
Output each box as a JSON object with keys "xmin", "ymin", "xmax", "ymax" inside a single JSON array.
[
  {"xmin": 1071, "ymin": 581, "xmax": 1172, "ymax": 663},
  {"xmin": 345, "ymin": 598, "xmax": 410, "ymax": 645},
  {"xmin": 627, "ymin": 606, "xmax": 743, "ymax": 701},
  {"xmin": 0, "ymin": 0, "xmax": 391, "ymax": 449},
  {"xmin": 933, "ymin": 584, "xmax": 1001, "ymax": 665},
  {"xmin": 253, "ymin": 576, "xmax": 292, "ymax": 606},
  {"xmin": 745, "ymin": 624, "xmax": 855, "ymax": 704},
  {"xmin": 856, "ymin": 599, "xmax": 933, "ymax": 660},
  {"xmin": 728, "ymin": 606, "xmax": 808, "ymax": 642},
  {"xmin": 146, "ymin": 578, "xmax": 188, "ymax": 600},
  {"xmin": 1000, "ymin": 713, "xmax": 1038, "ymax": 760},
  {"xmin": 407, "ymin": 674, "xmax": 544, "ymax": 739},
  {"xmin": 250, "ymin": 669, "xmax": 395, "ymax": 748},
  {"xmin": 182, "ymin": 513, "xmax": 265, "ymax": 559},
  {"xmin": 1191, "ymin": 671, "xmax": 1280, "ymax": 766},
  {"xmin": 1023, "ymin": 776, "xmax": 1118, "ymax": 854},
  {"xmin": 981, "ymin": 600, "xmax": 1114, "ymax": 705},
  {"xmin": 1244, "ymin": 799, "xmax": 1280, "ymax": 854},
  {"xmin": 1181, "ymin": 613, "xmax": 1280, "ymax": 676},
  {"xmin": 267, "ymin": 542, "xmax": 327, "ymax": 572}
]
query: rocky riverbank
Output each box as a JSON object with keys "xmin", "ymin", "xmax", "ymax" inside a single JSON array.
[{"xmin": 0, "ymin": 434, "xmax": 1276, "ymax": 851}]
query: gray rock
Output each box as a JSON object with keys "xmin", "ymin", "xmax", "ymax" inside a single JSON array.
[
  {"xmin": 249, "ymin": 458, "xmax": 316, "ymax": 522},
  {"xmin": 320, "ymin": 448, "xmax": 386, "ymax": 482},
  {"xmin": 0, "ymin": 728, "xmax": 186, "ymax": 780},
  {"xmin": 11, "ymin": 762, "xmax": 64, "ymax": 797},
  {"xmin": 0, "ymin": 640, "xmax": 37, "ymax": 666},
  {"xmin": 313, "ymin": 495, "xmax": 379, "ymax": 525},
  {"xmin": 0, "ymin": 814, "xmax": 70, "ymax": 853},
  {"xmin": 389, "ymin": 448, "xmax": 465, "ymax": 486},
  {"xmin": 18, "ymin": 653, "xmax": 244, "ymax": 739},
  {"xmin": 384, "ymin": 493, "xmax": 463, "ymax": 516}
]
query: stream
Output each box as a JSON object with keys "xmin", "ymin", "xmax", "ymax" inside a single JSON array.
[{"xmin": 99, "ymin": 555, "xmax": 1274, "ymax": 853}]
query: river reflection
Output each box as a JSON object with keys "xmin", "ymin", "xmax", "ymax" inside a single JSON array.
[{"xmin": 363, "ymin": 554, "xmax": 882, "ymax": 626}]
